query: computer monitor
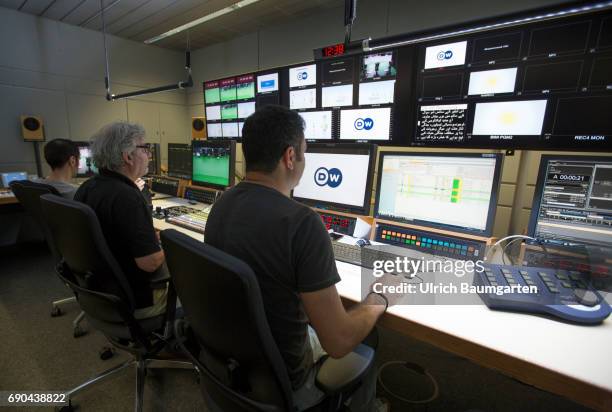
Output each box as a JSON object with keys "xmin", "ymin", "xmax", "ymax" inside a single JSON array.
[
  {"xmin": 1, "ymin": 171, "xmax": 28, "ymax": 188},
  {"xmin": 374, "ymin": 152, "xmax": 502, "ymax": 236},
  {"xmin": 339, "ymin": 107, "xmax": 392, "ymax": 141},
  {"xmin": 147, "ymin": 143, "xmax": 161, "ymax": 175},
  {"xmin": 292, "ymin": 143, "xmax": 376, "ymax": 215},
  {"xmin": 167, "ymin": 143, "xmax": 193, "ymax": 180},
  {"xmin": 528, "ymin": 155, "xmax": 612, "ymax": 247},
  {"xmin": 192, "ymin": 140, "xmax": 236, "ymax": 190},
  {"xmin": 75, "ymin": 142, "xmax": 98, "ymax": 177}
]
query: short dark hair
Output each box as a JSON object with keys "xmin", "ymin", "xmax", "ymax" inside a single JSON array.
[
  {"xmin": 242, "ymin": 105, "xmax": 305, "ymax": 173},
  {"xmin": 44, "ymin": 139, "xmax": 79, "ymax": 170}
]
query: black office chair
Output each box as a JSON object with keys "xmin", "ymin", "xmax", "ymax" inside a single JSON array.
[
  {"xmin": 39, "ymin": 194, "xmax": 192, "ymax": 412},
  {"xmin": 9, "ymin": 180, "xmax": 86, "ymax": 337},
  {"xmin": 161, "ymin": 229, "xmax": 375, "ymax": 412}
]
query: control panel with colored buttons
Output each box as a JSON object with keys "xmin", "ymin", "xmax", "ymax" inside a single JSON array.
[
  {"xmin": 319, "ymin": 212, "xmax": 357, "ymax": 236},
  {"xmin": 375, "ymin": 223, "xmax": 486, "ymax": 261}
]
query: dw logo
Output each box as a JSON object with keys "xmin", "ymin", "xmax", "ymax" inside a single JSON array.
[
  {"xmin": 354, "ymin": 118, "xmax": 374, "ymax": 131},
  {"xmin": 314, "ymin": 167, "xmax": 342, "ymax": 188},
  {"xmin": 437, "ymin": 50, "xmax": 454, "ymax": 61},
  {"xmin": 297, "ymin": 71, "xmax": 308, "ymax": 81}
]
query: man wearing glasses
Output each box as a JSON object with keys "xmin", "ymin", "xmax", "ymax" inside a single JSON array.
[{"xmin": 74, "ymin": 122, "xmax": 168, "ymax": 318}]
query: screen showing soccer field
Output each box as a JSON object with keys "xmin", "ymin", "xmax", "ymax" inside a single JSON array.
[
  {"xmin": 339, "ymin": 107, "xmax": 391, "ymax": 141},
  {"xmin": 376, "ymin": 154, "xmax": 499, "ymax": 232},
  {"xmin": 221, "ymin": 104, "xmax": 238, "ymax": 120},
  {"xmin": 293, "ymin": 151, "xmax": 371, "ymax": 208},
  {"xmin": 192, "ymin": 143, "xmax": 232, "ymax": 187},
  {"xmin": 298, "ymin": 110, "xmax": 333, "ymax": 140},
  {"xmin": 204, "ymin": 81, "xmax": 220, "ymax": 104},
  {"xmin": 236, "ymin": 74, "xmax": 255, "ymax": 100},
  {"xmin": 219, "ymin": 78, "xmax": 237, "ymax": 102},
  {"xmin": 472, "ymin": 100, "xmax": 547, "ymax": 136}
]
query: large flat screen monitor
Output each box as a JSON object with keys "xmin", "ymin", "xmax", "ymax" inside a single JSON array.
[
  {"xmin": 528, "ymin": 155, "xmax": 612, "ymax": 247},
  {"xmin": 75, "ymin": 142, "xmax": 98, "ymax": 177},
  {"xmin": 292, "ymin": 143, "xmax": 376, "ymax": 215},
  {"xmin": 1, "ymin": 171, "xmax": 27, "ymax": 188},
  {"xmin": 374, "ymin": 152, "xmax": 502, "ymax": 236},
  {"xmin": 168, "ymin": 143, "xmax": 193, "ymax": 180},
  {"xmin": 192, "ymin": 140, "xmax": 236, "ymax": 190}
]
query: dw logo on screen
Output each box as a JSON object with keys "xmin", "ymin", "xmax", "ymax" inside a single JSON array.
[
  {"xmin": 297, "ymin": 71, "xmax": 308, "ymax": 81},
  {"xmin": 437, "ymin": 50, "xmax": 454, "ymax": 60},
  {"xmin": 314, "ymin": 167, "xmax": 342, "ymax": 188},
  {"xmin": 354, "ymin": 117, "xmax": 374, "ymax": 130}
]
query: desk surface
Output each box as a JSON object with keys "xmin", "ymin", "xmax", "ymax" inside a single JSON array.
[
  {"xmin": 152, "ymin": 197, "xmax": 612, "ymax": 411},
  {"xmin": 0, "ymin": 192, "xmax": 18, "ymax": 205}
]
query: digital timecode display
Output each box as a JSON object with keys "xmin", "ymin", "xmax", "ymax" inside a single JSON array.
[{"xmin": 323, "ymin": 43, "xmax": 345, "ymax": 57}]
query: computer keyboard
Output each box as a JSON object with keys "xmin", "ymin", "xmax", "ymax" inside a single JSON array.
[
  {"xmin": 166, "ymin": 210, "xmax": 209, "ymax": 234},
  {"xmin": 332, "ymin": 241, "xmax": 456, "ymax": 276},
  {"xmin": 474, "ymin": 264, "xmax": 611, "ymax": 324}
]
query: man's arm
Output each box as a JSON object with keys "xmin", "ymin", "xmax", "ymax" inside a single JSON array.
[
  {"xmin": 134, "ymin": 250, "xmax": 165, "ymax": 273},
  {"xmin": 301, "ymin": 285, "xmax": 385, "ymax": 359}
]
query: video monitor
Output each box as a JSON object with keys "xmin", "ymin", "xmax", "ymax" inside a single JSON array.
[
  {"xmin": 237, "ymin": 101, "xmax": 256, "ymax": 119},
  {"xmin": 472, "ymin": 32, "xmax": 522, "ymax": 63},
  {"xmin": 238, "ymin": 122, "xmax": 244, "ymax": 137},
  {"xmin": 424, "ymin": 40, "xmax": 467, "ymax": 69},
  {"xmin": 222, "ymin": 122, "xmax": 239, "ymax": 138},
  {"xmin": 421, "ymin": 73, "xmax": 463, "ymax": 98},
  {"xmin": 147, "ymin": 143, "xmax": 161, "ymax": 175},
  {"xmin": 468, "ymin": 67, "xmax": 517, "ymax": 95},
  {"xmin": 290, "ymin": 88, "xmax": 317, "ymax": 110},
  {"xmin": 1, "ymin": 171, "xmax": 28, "ymax": 188},
  {"xmin": 523, "ymin": 61, "xmax": 581, "ymax": 93},
  {"xmin": 339, "ymin": 107, "xmax": 392, "ymax": 141},
  {"xmin": 552, "ymin": 96, "xmax": 612, "ymax": 137},
  {"xmin": 256, "ymin": 92, "xmax": 280, "ymax": 108},
  {"xmin": 221, "ymin": 104, "xmax": 238, "ymax": 120},
  {"xmin": 472, "ymin": 100, "xmax": 547, "ymax": 136},
  {"xmin": 298, "ymin": 110, "xmax": 333, "ymax": 141},
  {"xmin": 219, "ymin": 78, "xmax": 237, "ymax": 102},
  {"xmin": 257, "ymin": 72, "xmax": 279, "ymax": 93},
  {"xmin": 359, "ymin": 79, "xmax": 395, "ymax": 105},
  {"xmin": 528, "ymin": 155, "xmax": 612, "ymax": 247},
  {"xmin": 75, "ymin": 142, "xmax": 98, "ymax": 177},
  {"xmin": 206, "ymin": 105, "xmax": 221, "ymax": 121},
  {"xmin": 322, "ymin": 58, "xmax": 354, "ymax": 85},
  {"xmin": 374, "ymin": 152, "xmax": 502, "ymax": 236},
  {"xmin": 236, "ymin": 74, "xmax": 255, "ymax": 100},
  {"xmin": 417, "ymin": 104, "xmax": 467, "ymax": 142},
  {"xmin": 204, "ymin": 81, "xmax": 220, "ymax": 104},
  {"xmin": 289, "ymin": 64, "xmax": 317, "ymax": 88},
  {"xmin": 167, "ymin": 143, "xmax": 192, "ymax": 180},
  {"xmin": 192, "ymin": 140, "xmax": 236, "ymax": 190},
  {"xmin": 207, "ymin": 123, "xmax": 223, "ymax": 138},
  {"xmin": 292, "ymin": 143, "xmax": 376, "ymax": 215},
  {"xmin": 528, "ymin": 21, "xmax": 590, "ymax": 57},
  {"xmin": 321, "ymin": 84, "xmax": 353, "ymax": 107},
  {"xmin": 361, "ymin": 51, "xmax": 396, "ymax": 80}
]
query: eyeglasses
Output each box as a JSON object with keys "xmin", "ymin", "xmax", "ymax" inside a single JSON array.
[{"xmin": 135, "ymin": 144, "xmax": 152, "ymax": 154}]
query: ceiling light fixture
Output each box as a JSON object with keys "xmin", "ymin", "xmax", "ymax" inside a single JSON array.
[{"xmin": 144, "ymin": 0, "xmax": 262, "ymax": 44}]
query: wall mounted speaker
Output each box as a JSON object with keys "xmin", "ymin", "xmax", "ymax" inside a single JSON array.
[
  {"xmin": 21, "ymin": 115, "xmax": 45, "ymax": 141},
  {"xmin": 192, "ymin": 117, "xmax": 206, "ymax": 140}
]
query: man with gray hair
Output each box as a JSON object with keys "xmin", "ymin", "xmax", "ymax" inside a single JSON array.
[{"xmin": 74, "ymin": 121, "xmax": 167, "ymax": 318}]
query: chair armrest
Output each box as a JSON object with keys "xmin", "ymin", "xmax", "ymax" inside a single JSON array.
[{"xmin": 315, "ymin": 344, "xmax": 375, "ymax": 394}]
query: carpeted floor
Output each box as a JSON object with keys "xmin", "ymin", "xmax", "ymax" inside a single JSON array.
[{"xmin": 0, "ymin": 243, "xmax": 591, "ymax": 412}]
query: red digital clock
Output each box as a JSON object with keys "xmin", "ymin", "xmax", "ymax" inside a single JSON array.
[{"xmin": 323, "ymin": 43, "xmax": 345, "ymax": 57}]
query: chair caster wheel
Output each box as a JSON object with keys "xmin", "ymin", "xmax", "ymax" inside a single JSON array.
[
  {"xmin": 51, "ymin": 306, "xmax": 63, "ymax": 317},
  {"xmin": 99, "ymin": 347, "xmax": 115, "ymax": 360},
  {"xmin": 56, "ymin": 400, "xmax": 73, "ymax": 412},
  {"xmin": 73, "ymin": 326, "xmax": 87, "ymax": 338}
]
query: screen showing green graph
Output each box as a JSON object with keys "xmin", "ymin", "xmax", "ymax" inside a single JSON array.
[{"xmin": 376, "ymin": 154, "xmax": 498, "ymax": 232}]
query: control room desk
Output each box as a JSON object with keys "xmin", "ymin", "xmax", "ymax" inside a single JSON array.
[{"xmin": 152, "ymin": 197, "xmax": 612, "ymax": 411}]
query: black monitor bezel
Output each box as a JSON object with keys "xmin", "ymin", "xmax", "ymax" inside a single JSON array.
[
  {"xmin": 373, "ymin": 151, "xmax": 503, "ymax": 237},
  {"xmin": 527, "ymin": 154, "xmax": 612, "ymax": 241},
  {"xmin": 167, "ymin": 143, "xmax": 193, "ymax": 180},
  {"xmin": 191, "ymin": 140, "xmax": 236, "ymax": 191},
  {"xmin": 292, "ymin": 142, "xmax": 377, "ymax": 216},
  {"xmin": 145, "ymin": 143, "xmax": 161, "ymax": 176}
]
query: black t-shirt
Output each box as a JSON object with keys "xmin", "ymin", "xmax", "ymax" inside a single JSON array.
[
  {"xmin": 74, "ymin": 169, "xmax": 161, "ymax": 308},
  {"xmin": 204, "ymin": 182, "xmax": 340, "ymax": 389}
]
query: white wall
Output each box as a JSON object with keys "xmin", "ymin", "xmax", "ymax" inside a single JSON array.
[{"xmin": 0, "ymin": 6, "xmax": 192, "ymax": 176}]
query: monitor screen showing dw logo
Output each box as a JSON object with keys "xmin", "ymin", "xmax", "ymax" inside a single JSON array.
[{"xmin": 314, "ymin": 167, "xmax": 343, "ymax": 188}]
